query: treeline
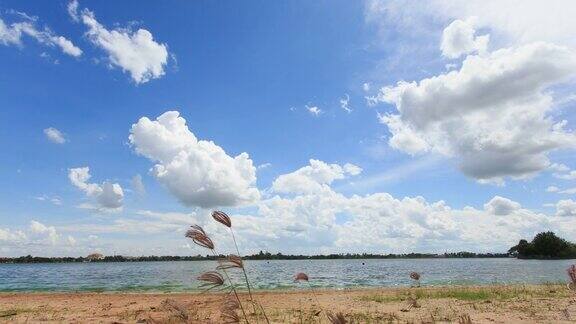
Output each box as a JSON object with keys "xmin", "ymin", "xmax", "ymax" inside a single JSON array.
[
  {"xmin": 244, "ymin": 251, "xmax": 508, "ymax": 260},
  {"xmin": 509, "ymin": 231, "xmax": 576, "ymax": 259},
  {"xmin": 0, "ymin": 251, "xmax": 508, "ymax": 264}
]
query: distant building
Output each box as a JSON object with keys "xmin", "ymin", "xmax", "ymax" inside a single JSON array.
[{"xmin": 86, "ymin": 253, "xmax": 104, "ymax": 261}]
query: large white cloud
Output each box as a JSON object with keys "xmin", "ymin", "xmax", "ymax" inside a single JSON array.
[
  {"xmin": 69, "ymin": 1, "xmax": 169, "ymax": 84},
  {"xmin": 68, "ymin": 167, "xmax": 124, "ymax": 210},
  {"xmin": 129, "ymin": 111, "xmax": 260, "ymax": 208},
  {"xmin": 272, "ymin": 159, "xmax": 362, "ymax": 194},
  {"xmin": 373, "ymin": 37, "xmax": 576, "ymax": 183},
  {"xmin": 365, "ymin": 0, "xmax": 576, "ymax": 47},
  {"xmin": 195, "ymin": 168, "xmax": 568, "ymax": 254},
  {"xmin": 0, "ymin": 16, "xmax": 82, "ymax": 56}
]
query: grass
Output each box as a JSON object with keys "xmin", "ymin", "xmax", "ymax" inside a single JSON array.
[{"xmin": 360, "ymin": 284, "xmax": 570, "ymax": 303}]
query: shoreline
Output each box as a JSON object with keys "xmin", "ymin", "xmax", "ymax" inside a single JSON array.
[
  {"xmin": 1, "ymin": 284, "xmax": 574, "ymax": 323},
  {"xmin": 0, "ymin": 281, "xmax": 568, "ymax": 294}
]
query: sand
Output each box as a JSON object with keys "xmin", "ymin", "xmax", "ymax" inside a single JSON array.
[{"xmin": 1, "ymin": 284, "xmax": 575, "ymax": 323}]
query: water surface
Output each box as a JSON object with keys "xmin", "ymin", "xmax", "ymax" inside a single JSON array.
[{"xmin": 1, "ymin": 258, "xmax": 573, "ymax": 292}]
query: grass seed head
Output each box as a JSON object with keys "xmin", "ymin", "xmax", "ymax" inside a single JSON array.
[{"xmin": 212, "ymin": 210, "xmax": 232, "ymax": 228}]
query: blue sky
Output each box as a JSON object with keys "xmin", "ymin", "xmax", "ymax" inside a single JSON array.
[{"xmin": 2, "ymin": 0, "xmax": 576, "ymax": 256}]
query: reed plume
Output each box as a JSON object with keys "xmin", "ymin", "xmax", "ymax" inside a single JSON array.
[
  {"xmin": 197, "ymin": 271, "xmax": 225, "ymax": 290},
  {"xmin": 294, "ymin": 272, "xmax": 309, "ymax": 282},
  {"xmin": 568, "ymin": 265, "xmax": 576, "ymax": 283},
  {"xmin": 410, "ymin": 271, "xmax": 421, "ymax": 287},
  {"xmin": 221, "ymin": 294, "xmax": 241, "ymax": 323},
  {"xmin": 327, "ymin": 312, "xmax": 347, "ymax": 324},
  {"xmin": 568, "ymin": 265, "xmax": 576, "ymax": 290},
  {"xmin": 294, "ymin": 272, "xmax": 323, "ymax": 317},
  {"xmin": 185, "ymin": 225, "xmax": 214, "ymax": 250},
  {"xmin": 221, "ymin": 309, "xmax": 240, "ymax": 324},
  {"xmin": 213, "ymin": 210, "xmax": 232, "ymax": 227},
  {"xmin": 217, "ymin": 254, "xmax": 244, "ymax": 270}
]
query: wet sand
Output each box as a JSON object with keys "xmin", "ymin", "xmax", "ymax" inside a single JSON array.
[{"xmin": 1, "ymin": 284, "xmax": 575, "ymax": 323}]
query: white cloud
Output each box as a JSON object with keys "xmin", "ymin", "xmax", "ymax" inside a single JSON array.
[
  {"xmin": 29, "ymin": 220, "xmax": 59, "ymax": 245},
  {"xmin": 554, "ymin": 170, "xmax": 576, "ymax": 180},
  {"xmin": 257, "ymin": 163, "xmax": 272, "ymax": 170},
  {"xmin": 68, "ymin": 167, "xmax": 124, "ymax": 210},
  {"xmin": 72, "ymin": 3, "xmax": 169, "ymax": 84},
  {"xmin": 0, "ymin": 16, "xmax": 82, "ymax": 56},
  {"xmin": 306, "ymin": 105, "xmax": 322, "ymax": 116},
  {"xmin": 43, "ymin": 127, "xmax": 66, "ymax": 144},
  {"xmin": 339, "ymin": 94, "xmax": 352, "ymax": 113},
  {"xmin": 546, "ymin": 186, "xmax": 559, "ymax": 193},
  {"xmin": 222, "ymin": 185, "xmax": 561, "ymax": 254},
  {"xmin": 559, "ymin": 187, "xmax": 576, "ymax": 195},
  {"xmin": 129, "ymin": 111, "xmax": 260, "ymax": 208},
  {"xmin": 272, "ymin": 159, "xmax": 362, "ymax": 194},
  {"xmin": 441, "ymin": 17, "xmax": 489, "ymax": 58},
  {"xmin": 67, "ymin": 0, "xmax": 80, "ymax": 22},
  {"xmin": 0, "ymin": 228, "xmax": 26, "ymax": 243},
  {"xmin": 372, "ymin": 38, "xmax": 576, "ymax": 183},
  {"xmin": 365, "ymin": 0, "xmax": 576, "ymax": 47},
  {"xmin": 483, "ymin": 196, "xmax": 521, "ymax": 216},
  {"xmin": 556, "ymin": 199, "xmax": 576, "ymax": 217}
]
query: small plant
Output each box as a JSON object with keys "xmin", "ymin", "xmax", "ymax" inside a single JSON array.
[
  {"xmin": 327, "ymin": 312, "xmax": 348, "ymax": 324},
  {"xmin": 410, "ymin": 271, "xmax": 421, "ymax": 287},
  {"xmin": 458, "ymin": 314, "xmax": 473, "ymax": 324},
  {"xmin": 185, "ymin": 211, "xmax": 270, "ymax": 323},
  {"xmin": 568, "ymin": 264, "xmax": 576, "ymax": 291}
]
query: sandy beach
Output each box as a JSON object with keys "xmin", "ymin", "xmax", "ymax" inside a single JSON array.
[{"xmin": 1, "ymin": 284, "xmax": 575, "ymax": 323}]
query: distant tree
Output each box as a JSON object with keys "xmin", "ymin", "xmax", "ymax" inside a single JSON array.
[{"xmin": 509, "ymin": 232, "xmax": 576, "ymax": 259}]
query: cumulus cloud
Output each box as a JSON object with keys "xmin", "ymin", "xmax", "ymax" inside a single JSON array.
[
  {"xmin": 68, "ymin": 167, "xmax": 124, "ymax": 210},
  {"xmin": 440, "ymin": 17, "xmax": 489, "ymax": 58},
  {"xmin": 0, "ymin": 15, "xmax": 82, "ymax": 56},
  {"xmin": 216, "ymin": 184, "xmax": 559, "ymax": 254},
  {"xmin": 484, "ymin": 196, "xmax": 521, "ymax": 216},
  {"xmin": 365, "ymin": 0, "xmax": 576, "ymax": 47},
  {"xmin": 546, "ymin": 186, "xmax": 559, "ymax": 193},
  {"xmin": 129, "ymin": 111, "xmax": 260, "ymax": 208},
  {"xmin": 70, "ymin": 1, "xmax": 169, "ymax": 84},
  {"xmin": 0, "ymin": 228, "xmax": 26, "ymax": 243},
  {"xmin": 29, "ymin": 220, "xmax": 59, "ymax": 245},
  {"xmin": 43, "ymin": 127, "xmax": 66, "ymax": 144},
  {"xmin": 372, "ymin": 37, "xmax": 576, "ymax": 183},
  {"xmin": 556, "ymin": 199, "xmax": 576, "ymax": 217},
  {"xmin": 272, "ymin": 159, "xmax": 362, "ymax": 194}
]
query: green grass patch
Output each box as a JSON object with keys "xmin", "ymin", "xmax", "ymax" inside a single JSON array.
[{"xmin": 360, "ymin": 284, "xmax": 569, "ymax": 303}]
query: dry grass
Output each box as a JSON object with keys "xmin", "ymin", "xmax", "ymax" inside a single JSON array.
[{"xmin": 2, "ymin": 284, "xmax": 576, "ymax": 323}]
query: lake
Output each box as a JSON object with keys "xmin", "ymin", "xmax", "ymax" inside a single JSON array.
[{"xmin": 0, "ymin": 258, "xmax": 574, "ymax": 292}]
